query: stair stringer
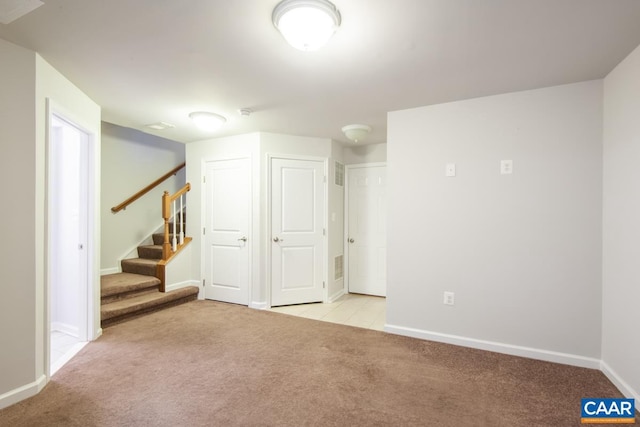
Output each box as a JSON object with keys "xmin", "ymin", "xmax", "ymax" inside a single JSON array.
[{"xmin": 157, "ymin": 238, "xmax": 201, "ymax": 297}]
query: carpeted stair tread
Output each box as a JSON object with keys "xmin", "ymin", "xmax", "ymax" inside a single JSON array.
[
  {"xmin": 121, "ymin": 257, "xmax": 159, "ymax": 276},
  {"xmin": 101, "ymin": 273, "xmax": 160, "ymax": 299},
  {"xmin": 101, "ymin": 286, "xmax": 199, "ymax": 325},
  {"xmin": 137, "ymin": 244, "xmax": 163, "ymax": 259},
  {"xmin": 152, "ymin": 232, "xmax": 182, "ymax": 246}
]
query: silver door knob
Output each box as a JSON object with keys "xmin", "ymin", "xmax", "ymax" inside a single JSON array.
[
  {"xmin": 273, "ymin": 236, "xmax": 282, "ymax": 242},
  {"xmin": 238, "ymin": 236, "xmax": 247, "ymax": 242},
  {"xmin": 348, "ymin": 238, "xmax": 355, "ymax": 243}
]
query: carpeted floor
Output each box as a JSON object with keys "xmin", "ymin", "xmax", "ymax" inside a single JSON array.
[{"xmin": 0, "ymin": 300, "xmax": 629, "ymax": 426}]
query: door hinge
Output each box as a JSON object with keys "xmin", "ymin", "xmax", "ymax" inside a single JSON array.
[
  {"xmin": 203, "ymin": 227, "xmax": 206, "ymax": 235},
  {"xmin": 202, "ymin": 279, "xmax": 205, "ymax": 288},
  {"xmin": 323, "ymin": 281, "xmax": 326, "ymax": 289},
  {"xmin": 323, "ymin": 228, "xmax": 326, "ymax": 236},
  {"xmin": 203, "ymin": 175, "xmax": 206, "ymax": 183},
  {"xmin": 323, "ymin": 175, "xmax": 327, "ymax": 183}
]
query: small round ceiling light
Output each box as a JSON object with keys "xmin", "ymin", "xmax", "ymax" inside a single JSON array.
[
  {"xmin": 272, "ymin": 0, "xmax": 341, "ymax": 51},
  {"xmin": 188, "ymin": 111, "xmax": 226, "ymax": 131},
  {"xmin": 342, "ymin": 124, "xmax": 371, "ymax": 143}
]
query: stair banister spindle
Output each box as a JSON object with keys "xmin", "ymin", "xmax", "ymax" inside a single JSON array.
[
  {"xmin": 162, "ymin": 191, "xmax": 171, "ymax": 260},
  {"xmin": 179, "ymin": 194, "xmax": 185, "ymax": 245},
  {"xmin": 172, "ymin": 199, "xmax": 177, "ymax": 252}
]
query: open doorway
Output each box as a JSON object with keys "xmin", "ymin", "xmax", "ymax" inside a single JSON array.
[{"xmin": 48, "ymin": 112, "xmax": 92, "ymax": 375}]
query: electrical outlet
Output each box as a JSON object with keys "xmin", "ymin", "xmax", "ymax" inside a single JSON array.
[
  {"xmin": 443, "ymin": 291, "xmax": 455, "ymax": 305},
  {"xmin": 500, "ymin": 159, "xmax": 513, "ymax": 175}
]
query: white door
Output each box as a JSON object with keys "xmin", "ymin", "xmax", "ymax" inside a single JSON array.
[
  {"xmin": 347, "ymin": 165, "xmax": 387, "ymax": 296},
  {"xmin": 271, "ymin": 158, "xmax": 325, "ymax": 306},
  {"xmin": 204, "ymin": 158, "xmax": 250, "ymax": 305}
]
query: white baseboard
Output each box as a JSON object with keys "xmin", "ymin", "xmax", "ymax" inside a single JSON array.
[
  {"xmin": 0, "ymin": 374, "xmax": 46, "ymax": 411},
  {"xmin": 601, "ymin": 361, "xmax": 640, "ymax": 412},
  {"xmin": 327, "ymin": 288, "xmax": 345, "ymax": 303},
  {"xmin": 51, "ymin": 322, "xmax": 79, "ymax": 338},
  {"xmin": 50, "ymin": 342, "xmax": 88, "ymax": 376},
  {"xmin": 100, "ymin": 267, "xmax": 120, "ymax": 276},
  {"xmin": 165, "ymin": 280, "xmax": 199, "ymax": 293},
  {"xmin": 384, "ymin": 324, "xmax": 601, "ymax": 369},
  {"xmin": 250, "ymin": 301, "xmax": 268, "ymax": 310}
]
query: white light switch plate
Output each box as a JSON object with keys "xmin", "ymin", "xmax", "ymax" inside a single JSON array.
[{"xmin": 446, "ymin": 163, "xmax": 456, "ymax": 177}]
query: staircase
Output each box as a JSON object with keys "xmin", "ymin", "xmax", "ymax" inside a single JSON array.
[{"xmin": 101, "ymin": 225, "xmax": 199, "ymax": 328}]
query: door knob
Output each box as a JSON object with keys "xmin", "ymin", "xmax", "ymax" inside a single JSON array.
[
  {"xmin": 238, "ymin": 236, "xmax": 247, "ymax": 242},
  {"xmin": 273, "ymin": 236, "xmax": 283, "ymax": 242},
  {"xmin": 349, "ymin": 238, "xmax": 355, "ymax": 243}
]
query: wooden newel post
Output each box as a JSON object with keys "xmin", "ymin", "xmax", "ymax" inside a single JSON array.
[{"xmin": 162, "ymin": 191, "xmax": 172, "ymax": 260}]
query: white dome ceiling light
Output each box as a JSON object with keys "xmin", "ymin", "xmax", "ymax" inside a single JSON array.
[
  {"xmin": 188, "ymin": 111, "xmax": 227, "ymax": 131},
  {"xmin": 342, "ymin": 124, "xmax": 371, "ymax": 143},
  {"xmin": 272, "ymin": 0, "xmax": 341, "ymax": 51}
]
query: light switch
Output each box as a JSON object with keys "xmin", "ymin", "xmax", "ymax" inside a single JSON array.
[
  {"xmin": 446, "ymin": 163, "xmax": 456, "ymax": 177},
  {"xmin": 500, "ymin": 160, "xmax": 513, "ymax": 175}
]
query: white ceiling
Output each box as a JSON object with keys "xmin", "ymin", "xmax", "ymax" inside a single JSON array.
[{"xmin": 2, "ymin": 0, "xmax": 640, "ymax": 145}]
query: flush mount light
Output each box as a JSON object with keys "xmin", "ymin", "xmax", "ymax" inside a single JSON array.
[
  {"xmin": 272, "ymin": 0, "xmax": 341, "ymax": 51},
  {"xmin": 342, "ymin": 124, "xmax": 371, "ymax": 143},
  {"xmin": 188, "ymin": 111, "xmax": 227, "ymax": 131}
]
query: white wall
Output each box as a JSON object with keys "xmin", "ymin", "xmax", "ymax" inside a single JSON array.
[
  {"xmin": 602, "ymin": 44, "xmax": 640, "ymax": 405},
  {"xmin": 328, "ymin": 141, "xmax": 345, "ymax": 300},
  {"xmin": 36, "ymin": 54, "xmax": 102, "ymax": 354},
  {"xmin": 185, "ymin": 133, "xmax": 341, "ymax": 307},
  {"xmin": 101, "ymin": 122, "xmax": 185, "ymax": 272},
  {"xmin": 0, "ymin": 38, "xmax": 38, "ymax": 408},
  {"xmin": 186, "ymin": 133, "xmax": 261, "ymax": 304},
  {"xmin": 387, "ymin": 81, "xmax": 603, "ymax": 367},
  {"xmin": 343, "ymin": 143, "xmax": 387, "ymax": 164}
]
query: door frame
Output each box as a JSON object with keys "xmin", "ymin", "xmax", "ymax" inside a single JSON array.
[
  {"xmin": 266, "ymin": 153, "xmax": 328, "ymax": 308},
  {"xmin": 200, "ymin": 154, "xmax": 254, "ymax": 305},
  {"xmin": 45, "ymin": 98, "xmax": 98, "ymax": 378},
  {"xmin": 343, "ymin": 162, "xmax": 387, "ymax": 295}
]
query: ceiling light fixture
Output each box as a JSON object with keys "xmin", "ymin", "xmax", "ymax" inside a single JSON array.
[
  {"xmin": 272, "ymin": 0, "xmax": 341, "ymax": 51},
  {"xmin": 188, "ymin": 111, "xmax": 226, "ymax": 131},
  {"xmin": 342, "ymin": 124, "xmax": 371, "ymax": 143}
]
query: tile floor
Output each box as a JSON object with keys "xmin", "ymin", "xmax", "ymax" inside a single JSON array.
[
  {"xmin": 50, "ymin": 331, "xmax": 87, "ymax": 375},
  {"xmin": 269, "ymin": 293, "xmax": 386, "ymax": 331}
]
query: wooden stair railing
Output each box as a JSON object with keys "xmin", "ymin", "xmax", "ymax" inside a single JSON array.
[
  {"xmin": 111, "ymin": 162, "xmax": 186, "ymax": 213},
  {"xmin": 157, "ymin": 182, "xmax": 192, "ymax": 291}
]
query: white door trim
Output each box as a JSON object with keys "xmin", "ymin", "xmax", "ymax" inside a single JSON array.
[
  {"xmin": 200, "ymin": 154, "xmax": 254, "ymax": 305},
  {"xmin": 266, "ymin": 153, "xmax": 328, "ymax": 308},
  {"xmin": 45, "ymin": 98, "xmax": 99, "ymax": 379},
  {"xmin": 344, "ymin": 162, "xmax": 387, "ymax": 295}
]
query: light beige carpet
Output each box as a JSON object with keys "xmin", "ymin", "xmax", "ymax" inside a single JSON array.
[{"xmin": 0, "ymin": 300, "xmax": 629, "ymax": 426}]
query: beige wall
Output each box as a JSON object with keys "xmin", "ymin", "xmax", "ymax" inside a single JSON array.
[
  {"xmin": 0, "ymin": 41, "xmax": 101, "ymax": 409},
  {"xmin": 602, "ymin": 43, "xmax": 640, "ymax": 406},
  {"xmin": 387, "ymin": 81, "xmax": 603, "ymax": 366},
  {"xmin": 0, "ymin": 38, "xmax": 38, "ymax": 407},
  {"xmin": 101, "ymin": 122, "xmax": 185, "ymax": 272}
]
